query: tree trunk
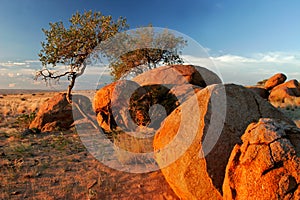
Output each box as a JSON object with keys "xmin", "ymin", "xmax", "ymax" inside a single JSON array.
[{"xmin": 66, "ymin": 73, "xmax": 76, "ymax": 103}]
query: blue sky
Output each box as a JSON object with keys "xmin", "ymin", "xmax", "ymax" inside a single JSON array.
[{"xmin": 0, "ymin": 0, "xmax": 300, "ymax": 89}]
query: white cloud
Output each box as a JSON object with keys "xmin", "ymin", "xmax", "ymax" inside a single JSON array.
[
  {"xmin": 8, "ymin": 73, "xmax": 14, "ymax": 77},
  {"xmin": 8, "ymin": 83, "xmax": 16, "ymax": 88},
  {"xmin": 252, "ymin": 52, "xmax": 300, "ymax": 64},
  {"xmin": 183, "ymin": 51, "xmax": 300, "ymax": 85},
  {"xmin": 212, "ymin": 54, "xmax": 256, "ymax": 63},
  {"xmin": 0, "ymin": 62, "xmax": 26, "ymax": 67},
  {"xmin": 24, "ymin": 60, "xmax": 40, "ymax": 63}
]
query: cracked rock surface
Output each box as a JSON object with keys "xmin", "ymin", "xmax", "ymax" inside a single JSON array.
[{"xmin": 223, "ymin": 118, "xmax": 300, "ymax": 200}]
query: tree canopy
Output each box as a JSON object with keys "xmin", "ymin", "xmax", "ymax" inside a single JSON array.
[
  {"xmin": 36, "ymin": 11, "xmax": 187, "ymax": 100},
  {"xmin": 100, "ymin": 26, "xmax": 187, "ymax": 80},
  {"xmin": 36, "ymin": 11, "xmax": 128, "ymax": 102}
]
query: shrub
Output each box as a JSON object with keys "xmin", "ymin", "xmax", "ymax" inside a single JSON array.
[{"xmin": 15, "ymin": 112, "xmax": 36, "ymax": 129}]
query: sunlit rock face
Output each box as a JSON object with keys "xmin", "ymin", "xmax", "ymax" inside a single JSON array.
[
  {"xmin": 153, "ymin": 84, "xmax": 294, "ymax": 200},
  {"xmin": 223, "ymin": 118, "xmax": 300, "ymax": 200},
  {"xmin": 264, "ymin": 73, "xmax": 287, "ymax": 91}
]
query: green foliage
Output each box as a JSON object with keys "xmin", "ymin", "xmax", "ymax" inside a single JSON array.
[
  {"xmin": 256, "ymin": 79, "xmax": 268, "ymax": 86},
  {"xmin": 129, "ymin": 85, "xmax": 177, "ymax": 127},
  {"xmin": 12, "ymin": 143, "xmax": 33, "ymax": 155},
  {"xmin": 50, "ymin": 133, "xmax": 70, "ymax": 151},
  {"xmin": 103, "ymin": 26, "xmax": 187, "ymax": 80},
  {"xmin": 36, "ymin": 11, "xmax": 128, "ymax": 101},
  {"xmin": 16, "ymin": 112, "xmax": 36, "ymax": 129},
  {"xmin": 38, "ymin": 10, "xmax": 128, "ymax": 69}
]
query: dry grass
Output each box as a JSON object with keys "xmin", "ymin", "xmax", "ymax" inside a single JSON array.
[
  {"xmin": 0, "ymin": 92, "xmax": 52, "ymax": 117},
  {"xmin": 270, "ymin": 96, "xmax": 300, "ymax": 127},
  {"xmin": 113, "ymin": 127, "xmax": 156, "ymax": 165},
  {"xmin": 0, "ymin": 91, "xmax": 178, "ymax": 200}
]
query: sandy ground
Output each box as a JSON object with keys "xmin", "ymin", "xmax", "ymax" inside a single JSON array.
[{"xmin": 0, "ymin": 90, "xmax": 179, "ymax": 200}]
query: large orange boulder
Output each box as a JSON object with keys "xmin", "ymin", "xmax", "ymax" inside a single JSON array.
[
  {"xmin": 223, "ymin": 118, "xmax": 300, "ymax": 200},
  {"xmin": 264, "ymin": 73, "xmax": 287, "ymax": 90},
  {"xmin": 153, "ymin": 84, "xmax": 294, "ymax": 200},
  {"xmin": 132, "ymin": 64, "xmax": 222, "ymax": 87},
  {"xmin": 29, "ymin": 93, "xmax": 73, "ymax": 132},
  {"xmin": 269, "ymin": 79, "xmax": 300, "ymax": 103},
  {"xmin": 168, "ymin": 84, "xmax": 203, "ymax": 104}
]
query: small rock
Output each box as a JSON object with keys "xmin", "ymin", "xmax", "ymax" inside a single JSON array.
[
  {"xmin": 10, "ymin": 191, "xmax": 20, "ymax": 195},
  {"xmin": 264, "ymin": 73, "xmax": 287, "ymax": 90}
]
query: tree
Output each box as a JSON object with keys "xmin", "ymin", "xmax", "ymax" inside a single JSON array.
[
  {"xmin": 36, "ymin": 11, "xmax": 128, "ymax": 102},
  {"xmin": 101, "ymin": 26, "xmax": 187, "ymax": 80}
]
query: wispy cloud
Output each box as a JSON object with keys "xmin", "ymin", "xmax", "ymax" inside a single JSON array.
[
  {"xmin": 213, "ymin": 54, "xmax": 256, "ymax": 63},
  {"xmin": 0, "ymin": 62, "xmax": 27, "ymax": 67},
  {"xmin": 0, "ymin": 60, "xmax": 41, "ymax": 70},
  {"xmin": 24, "ymin": 60, "xmax": 40, "ymax": 63},
  {"xmin": 8, "ymin": 73, "xmax": 14, "ymax": 78},
  {"xmin": 8, "ymin": 83, "xmax": 16, "ymax": 88},
  {"xmin": 183, "ymin": 51, "xmax": 300, "ymax": 85}
]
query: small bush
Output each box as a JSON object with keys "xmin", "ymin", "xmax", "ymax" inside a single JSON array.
[{"xmin": 16, "ymin": 112, "xmax": 36, "ymax": 129}]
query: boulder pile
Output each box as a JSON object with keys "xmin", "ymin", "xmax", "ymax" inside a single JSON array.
[
  {"xmin": 93, "ymin": 65, "xmax": 221, "ymax": 133},
  {"xmin": 268, "ymin": 79, "xmax": 300, "ymax": 103},
  {"xmin": 91, "ymin": 67, "xmax": 300, "ymax": 199},
  {"xmin": 93, "ymin": 65, "xmax": 300, "ymax": 200},
  {"xmin": 29, "ymin": 65, "xmax": 300, "ymax": 200},
  {"xmin": 254, "ymin": 73, "xmax": 300, "ymax": 104},
  {"xmin": 153, "ymin": 84, "xmax": 297, "ymax": 200}
]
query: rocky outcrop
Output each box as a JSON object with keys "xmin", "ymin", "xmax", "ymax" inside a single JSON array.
[
  {"xmin": 269, "ymin": 79, "xmax": 300, "ymax": 103},
  {"xmin": 264, "ymin": 73, "xmax": 287, "ymax": 90},
  {"xmin": 93, "ymin": 81, "xmax": 177, "ymax": 132},
  {"xmin": 29, "ymin": 93, "xmax": 73, "ymax": 132},
  {"xmin": 93, "ymin": 65, "xmax": 221, "ymax": 133},
  {"xmin": 153, "ymin": 84, "xmax": 294, "ymax": 200},
  {"xmin": 223, "ymin": 118, "xmax": 300, "ymax": 200}
]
